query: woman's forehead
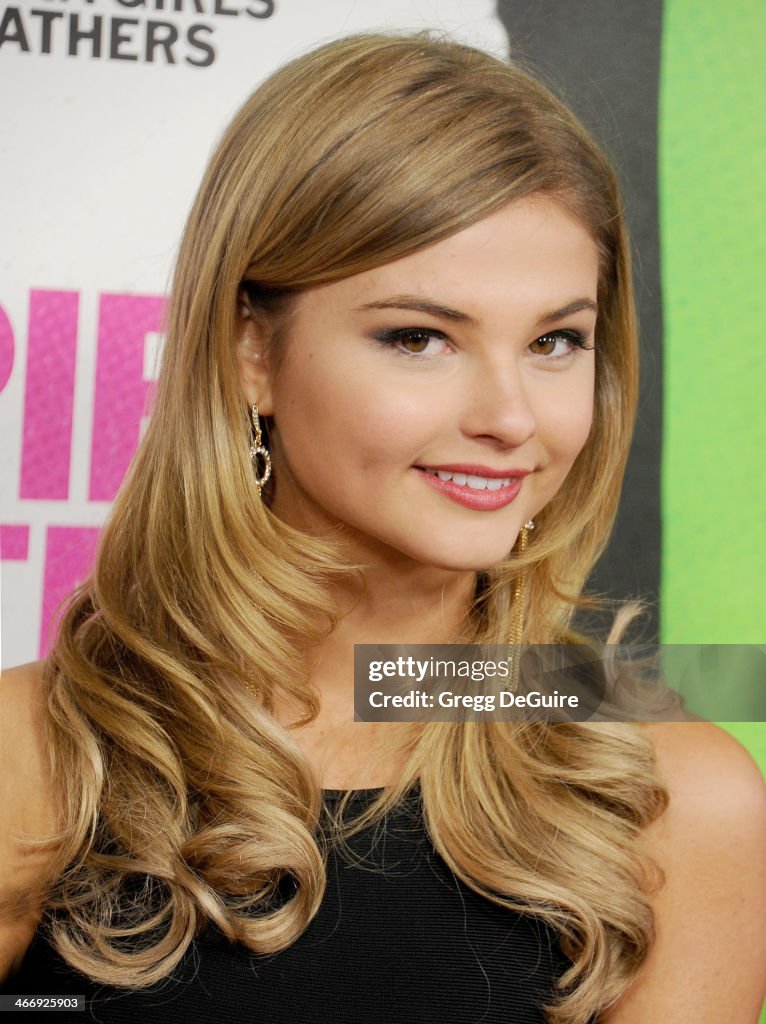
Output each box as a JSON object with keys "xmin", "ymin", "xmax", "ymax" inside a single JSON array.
[{"xmin": 288, "ymin": 198, "xmax": 599, "ymax": 326}]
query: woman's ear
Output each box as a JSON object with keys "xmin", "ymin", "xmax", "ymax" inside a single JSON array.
[{"xmin": 236, "ymin": 291, "xmax": 274, "ymax": 415}]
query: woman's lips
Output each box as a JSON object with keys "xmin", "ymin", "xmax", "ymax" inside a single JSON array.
[{"xmin": 414, "ymin": 466, "xmax": 526, "ymax": 510}]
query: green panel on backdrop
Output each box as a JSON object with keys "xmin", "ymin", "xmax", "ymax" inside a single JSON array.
[
  {"xmin": 661, "ymin": 6, "xmax": 765, "ymax": 1018},
  {"xmin": 659, "ymin": 0, "xmax": 766, "ymax": 645}
]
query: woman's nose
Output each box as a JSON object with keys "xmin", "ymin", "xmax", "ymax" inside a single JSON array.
[{"xmin": 459, "ymin": 358, "xmax": 537, "ymax": 449}]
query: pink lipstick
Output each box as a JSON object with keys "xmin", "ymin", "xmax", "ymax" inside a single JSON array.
[{"xmin": 414, "ymin": 465, "xmax": 530, "ymax": 511}]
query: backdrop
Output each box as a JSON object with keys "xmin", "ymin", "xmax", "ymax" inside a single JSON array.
[{"xmin": 1, "ymin": 0, "xmax": 764, "ymax": 906}]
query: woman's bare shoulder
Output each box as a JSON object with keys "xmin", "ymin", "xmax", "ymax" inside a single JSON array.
[
  {"xmin": 1, "ymin": 659, "xmax": 48, "ymax": 715},
  {"xmin": 636, "ymin": 722, "xmax": 766, "ymax": 874},
  {"xmin": 640, "ymin": 719, "xmax": 766, "ymax": 795},
  {"xmin": 602, "ymin": 722, "xmax": 766, "ymax": 1022},
  {"xmin": 0, "ymin": 661, "xmax": 53, "ymax": 807},
  {"xmin": 0, "ymin": 660, "xmax": 54, "ymax": 809},
  {"xmin": 0, "ymin": 661, "xmax": 59, "ymax": 980},
  {"xmin": 638, "ymin": 721, "xmax": 766, "ymax": 881}
]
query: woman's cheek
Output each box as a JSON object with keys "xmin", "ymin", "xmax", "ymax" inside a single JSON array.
[{"xmin": 538, "ymin": 394, "xmax": 594, "ymax": 490}]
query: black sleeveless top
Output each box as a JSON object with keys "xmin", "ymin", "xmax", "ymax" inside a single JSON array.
[{"xmin": 4, "ymin": 788, "xmax": 579, "ymax": 1023}]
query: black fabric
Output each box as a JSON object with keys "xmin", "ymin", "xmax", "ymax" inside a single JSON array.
[{"xmin": 4, "ymin": 789, "xmax": 581, "ymax": 1023}]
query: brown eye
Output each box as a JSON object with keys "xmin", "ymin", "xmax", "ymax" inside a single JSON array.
[
  {"xmin": 528, "ymin": 330, "xmax": 589, "ymax": 358},
  {"xmin": 374, "ymin": 327, "xmax": 450, "ymax": 356},
  {"xmin": 530, "ymin": 334, "xmax": 558, "ymax": 355},
  {"xmin": 398, "ymin": 331, "xmax": 433, "ymax": 353}
]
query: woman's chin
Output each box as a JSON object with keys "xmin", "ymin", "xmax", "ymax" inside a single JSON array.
[{"xmin": 410, "ymin": 543, "xmax": 519, "ymax": 575}]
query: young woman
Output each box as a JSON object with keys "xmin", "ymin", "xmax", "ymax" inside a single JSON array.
[{"xmin": 1, "ymin": 32, "xmax": 765, "ymax": 1024}]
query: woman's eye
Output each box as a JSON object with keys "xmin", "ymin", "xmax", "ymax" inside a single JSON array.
[
  {"xmin": 374, "ymin": 328, "xmax": 450, "ymax": 357},
  {"xmin": 528, "ymin": 329, "xmax": 593, "ymax": 358}
]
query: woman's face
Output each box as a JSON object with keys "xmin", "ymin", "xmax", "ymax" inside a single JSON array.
[{"xmin": 239, "ymin": 197, "xmax": 599, "ymax": 572}]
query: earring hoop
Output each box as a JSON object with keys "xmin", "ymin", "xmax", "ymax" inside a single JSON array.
[{"xmin": 249, "ymin": 402, "xmax": 272, "ymax": 495}]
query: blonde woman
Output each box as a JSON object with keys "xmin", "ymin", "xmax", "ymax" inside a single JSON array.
[{"xmin": 1, "ymin": 33, "xmax": 765, "ymax": 1024}]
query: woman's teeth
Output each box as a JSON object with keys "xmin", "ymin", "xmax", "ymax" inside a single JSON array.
[{"xmin": 424, "ymin": 469, "xmax": 514, "ymax": 491}]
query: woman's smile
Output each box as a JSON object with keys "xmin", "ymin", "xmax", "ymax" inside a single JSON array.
[
  {"xmin": 238, "ymin": 195, "xmax": 598, "ymax": 572},
  {"xmin": 414, "ymin": 465, "xmax": 529, "ymax": 510}
]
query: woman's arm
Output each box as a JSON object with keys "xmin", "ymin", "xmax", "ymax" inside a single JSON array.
[
  {"xmin": 602, "ymin": 722, "xmax": 766, "ymax": 1022},
  {"xmin": 0, "ymin": 662, "xmax": 57, "ymax": 981}
]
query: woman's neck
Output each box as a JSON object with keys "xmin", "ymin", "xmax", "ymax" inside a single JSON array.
[
  {"xmin": 310, "ymin": 563, "xmax": 478, "ymax": 697},
  {"xmin": 273, "ymin": 563, "xmax": 478, "ymax": 790}
]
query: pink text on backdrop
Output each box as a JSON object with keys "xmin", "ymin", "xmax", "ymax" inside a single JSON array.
[
  {"xmin": 0, "ymin": 304, "xmax": 13, "ymax": 394},
  {"xmin": 90, "ymin": 293, "xmax": 165, "ymax": 501},
  {"xmin": 0, "ymin": 525, "xmax": 30, "ymax": 560},
  {"xmin": 0, "ymin": 289, "xmax": 166, "ymax": 658},
  {"xmin": 20, "ymin": 290, "xmax": 78, "ymax": 499},
  {"xmin": 40, "ymin": 526, "xmax": 100, "ymax": 657}
]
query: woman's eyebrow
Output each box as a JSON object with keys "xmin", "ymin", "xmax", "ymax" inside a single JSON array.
[
  {"xmin": 354, "ymin": 295, "xmax": 480, "ymax": 327},
  {"xmin": 537, "ymin": 298, "xmax": 598, "ymax": 325},
  {"xmin": 354, "ymin": 294, "xmax": 598, "ymax": 328}
]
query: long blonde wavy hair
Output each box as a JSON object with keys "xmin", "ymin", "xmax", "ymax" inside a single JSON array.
[{"xmin": 21, "ymin": 32, "xmax": 667, "ymax": 1024}]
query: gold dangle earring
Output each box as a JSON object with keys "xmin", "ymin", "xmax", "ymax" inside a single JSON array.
[
  {"xmin": 244, "ymin": 402, "xmax": 269, "ymax": 702},
  {"xmin": 249, "ymin": 402, "xmax": 272, "ymax": 496},
  {"xmin": 508, "ymin": 520, "xmax": 534, "ymax": 690}
]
